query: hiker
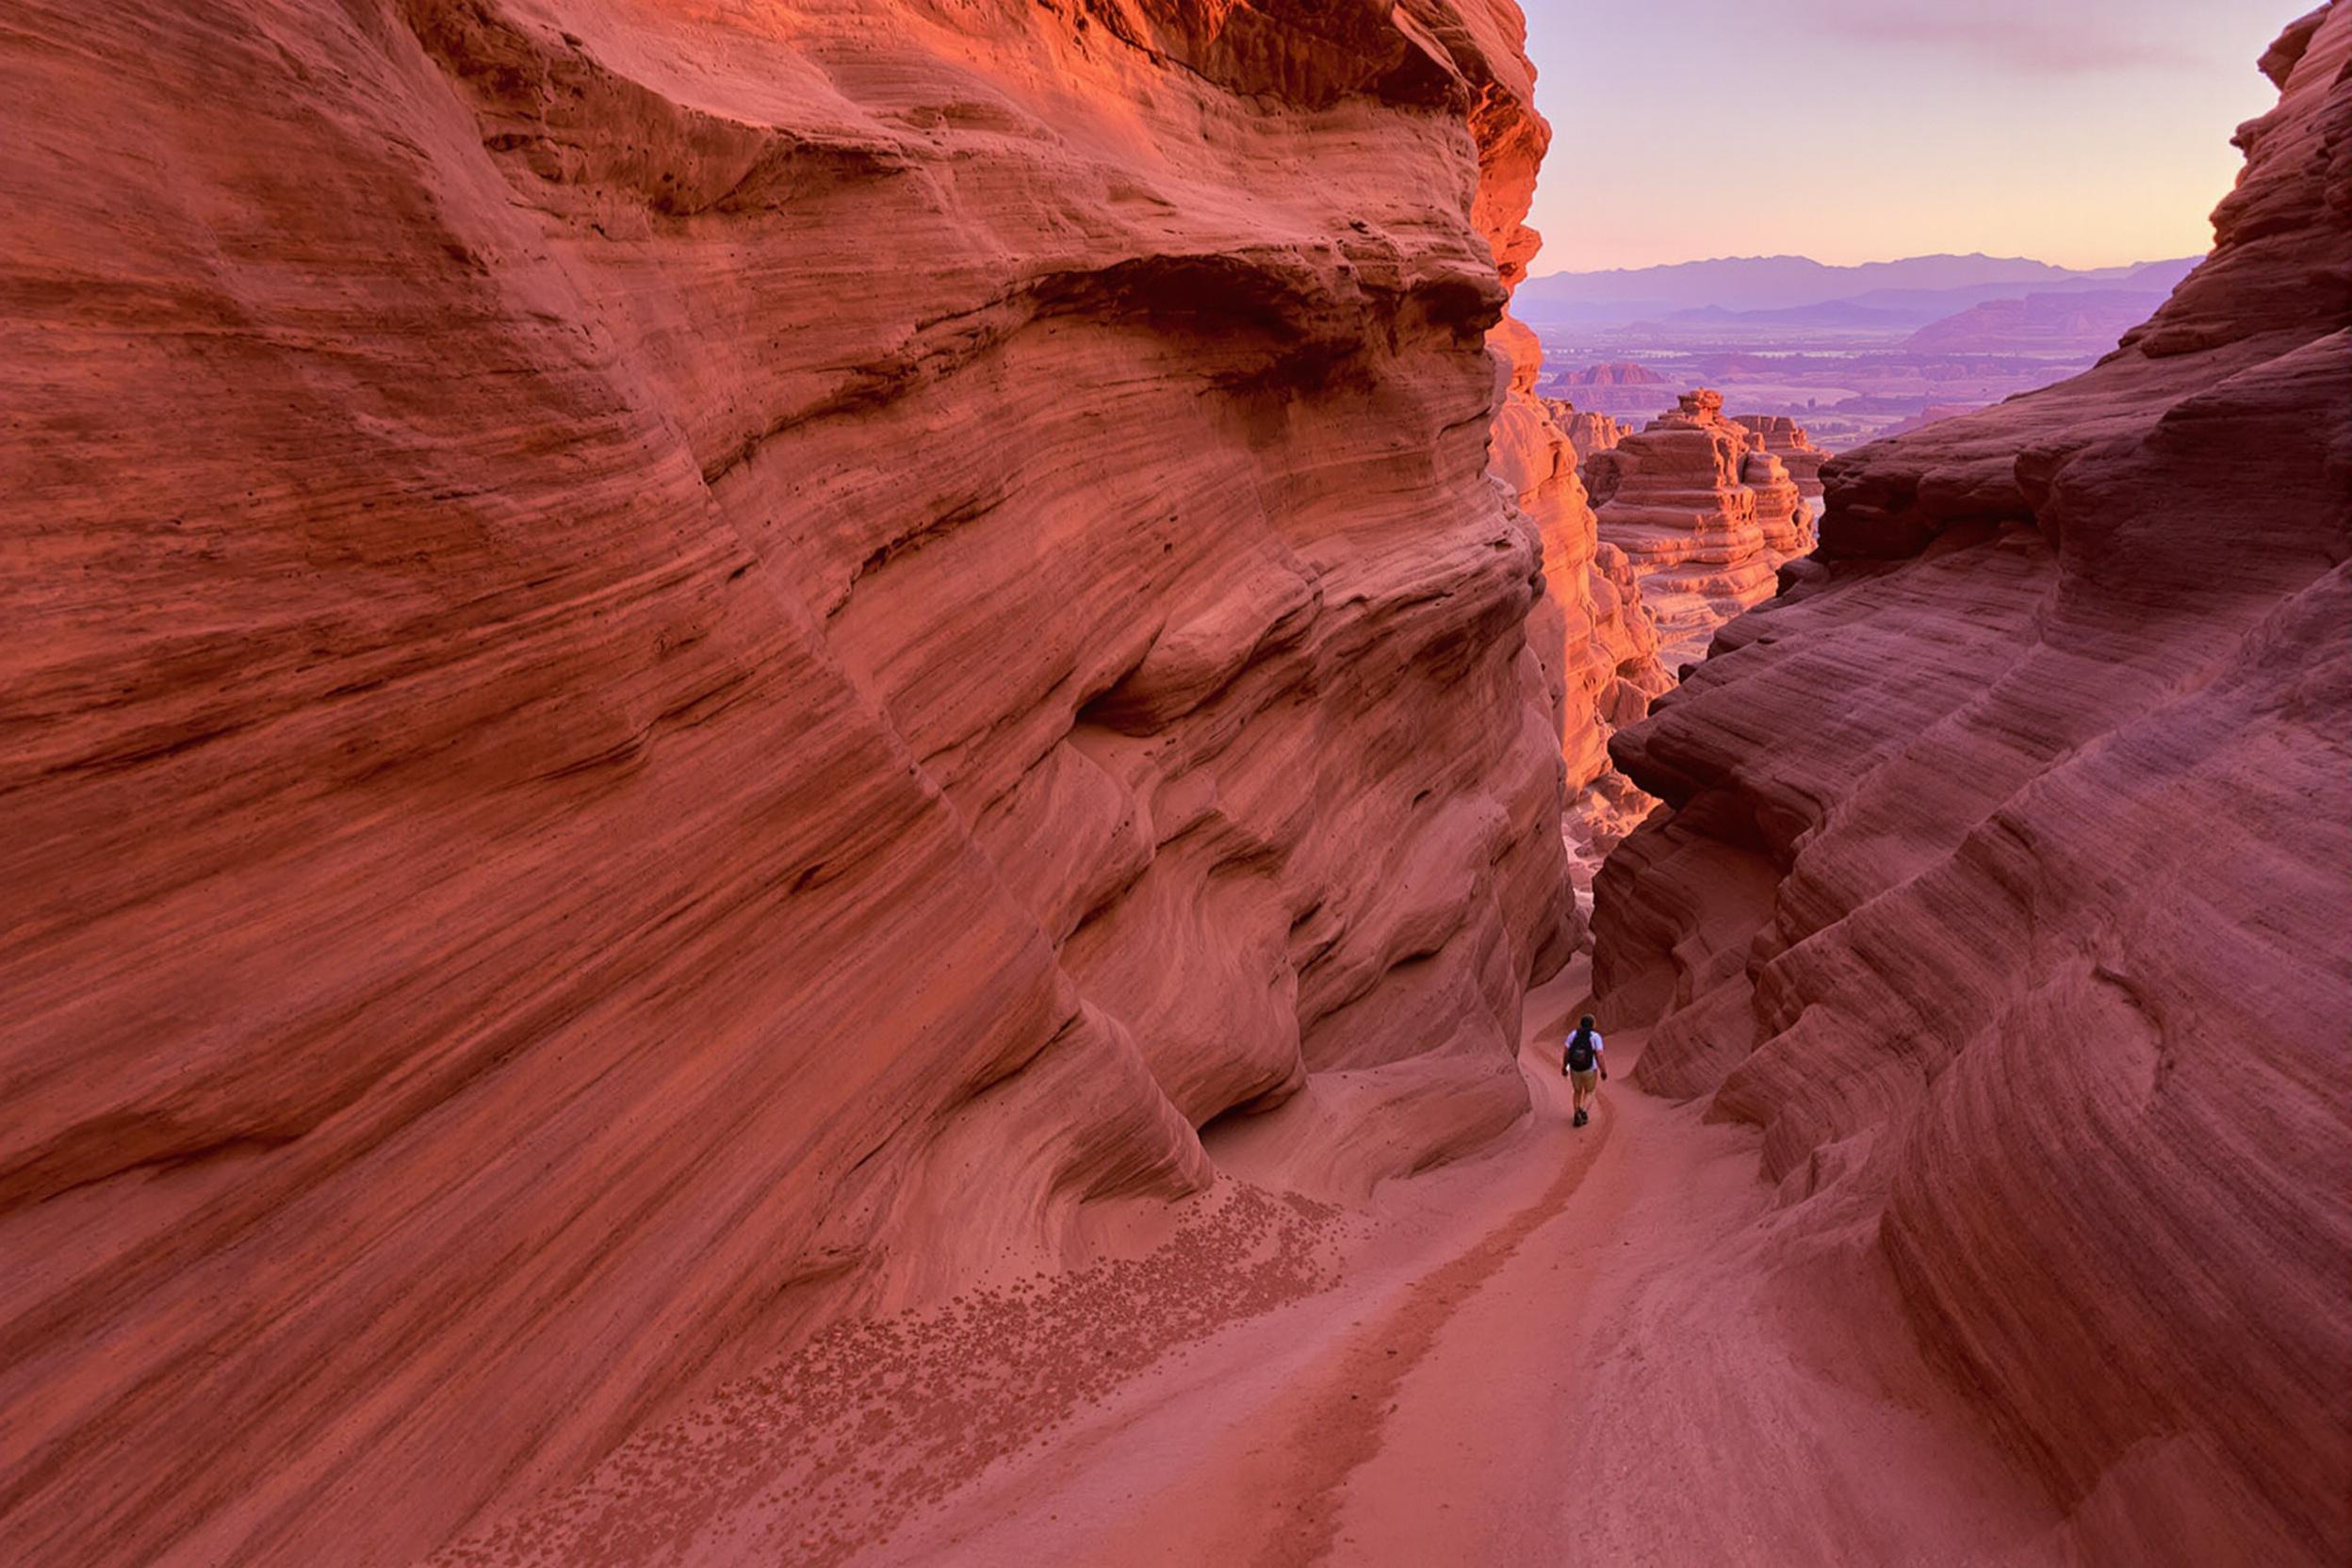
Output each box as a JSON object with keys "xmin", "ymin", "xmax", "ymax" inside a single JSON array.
[{"xmin": 1562, "ymin": 1014, "xmax": 1607, "ymax": 1127}]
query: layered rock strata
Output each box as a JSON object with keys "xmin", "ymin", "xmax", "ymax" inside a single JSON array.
[
  {"xmin": 1728, "ymin": 412, "xmax": 1829, "ymax": 498},
  {"xmin": 1593, "ymin": 8, "xmax": 2352, "ymax": 1562},
  {"xmin": 1587, "ymin": 389, "xmax": 1817, "ymax": 666},
  {"xmin": 1540, "ymin": 396, "xmax": 1637, "ymax": 465},
  {"xmin": 0, "ymin": 1, "xmax": 1588, "ymax": 1562},
  {"xmin": 1490, "ymin": 329, "xmax": 1672, "ymax": 890}
]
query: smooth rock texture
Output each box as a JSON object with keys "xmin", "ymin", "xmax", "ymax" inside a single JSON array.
[
  {"xmin": 1593, "ymin": 8, "xmax": 2352, "ymax": 1562},
  {"xmin": 1728, "ymin": 412, "xmax": 1829, "ymax": 497},
  {"xmin": 0, "ymin": 1, "xmax": 1593, "ymax": 1562},
  {"xmin": 1586, "ymin": 389, "xmax": 1817, "ymax": 666}
]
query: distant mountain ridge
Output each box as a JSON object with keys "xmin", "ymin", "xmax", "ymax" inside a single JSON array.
[
  {"xmin": 1903, "ymin": 287, "xmax": 2175, "ymax": 352},
  {"xmin": 1518, "ymin": 253, "xmax": 2203, "ymax": 328}
]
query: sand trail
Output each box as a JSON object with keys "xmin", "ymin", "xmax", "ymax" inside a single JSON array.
[
  {"xmin": 867, "ymin": 964, "xmax": 2059, "ymax": 1568},
  {"xmin": 432, "ymin": 967, "xmax": 2056, "ymax": 1567}
]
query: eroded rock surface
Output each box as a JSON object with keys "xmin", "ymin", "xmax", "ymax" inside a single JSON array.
[
  {"xmin": 1593, "ymin": 8, "xmax": 2352, "ymax": 1562},
  {"xmin": 1540, "ymin": 396, "xmax": 1637, "ymax": 465},
  {"xmin": 1492, "ymin": 331, "xmax": 1669, "ymax": 801},
  {"xmin": 1586, "ymin": 388, "xmax": 1817, "ymax": 666},
  {"xmin": 0, "ymin": 1, "xmax": 1590, "ymax": 1561},
  {"xmin": 1728, "ymin": 412, "xmax": 1829, "ymax": 497},
  {"xmin": 1489, "ymin": 329, "xmax": 1671, "ymax": 906}
]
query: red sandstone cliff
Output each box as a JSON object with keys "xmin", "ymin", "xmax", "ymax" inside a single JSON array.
[
  {"xmin": 1493, "ymin": 335, "xmax": 1669, "ymax": 779},
  {"xmin": 1489, "ymin": 328, "xmax": 1672, "ymax": 900},
  {"xmin": 0, "ymin": 1, "xmax": 1586, "ymax": 1561},
  {"xmin": 1592, "ymin": 7, "xmax": 2352, "ymax": 1562}
]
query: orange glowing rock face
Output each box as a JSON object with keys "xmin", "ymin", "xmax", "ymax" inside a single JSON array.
[
  {"xmin": 1486, "ymin": 317, "xmax": 1672, "ymax": 845},
  {"xmin": 1594, "ymin": 6, "xmax": 2352, "ymax": 1562},
  {"xmin": 0, "ymin": 0, "xmax": 1597, "ymax": 1560}
]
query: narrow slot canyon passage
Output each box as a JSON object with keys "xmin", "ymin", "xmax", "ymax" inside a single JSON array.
[{"xmin": 2, "ymin": 3, "xmax": 2344, "ymax": 1566}]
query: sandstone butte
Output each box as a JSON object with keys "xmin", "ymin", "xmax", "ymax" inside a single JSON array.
[
  {"xmin": 1584, "ymin": 388, "xmax": 1819, "ymax": 667},
  {"xmin": 1538, "ymin": 395, "xmax": 1638, "ymax": 466},
  {"xmin": 1594, "ymin": 4, "xmax": 2352, "ymax": 1563},
  {"xmin": 0, "ymin": 0, "xmax": 1649, "ymax": 1562},
  {"xmin": 1727, "ymin": 411, "xmax": 1829, "ymax": 498},
  {"xmin": 1557, "ymin": 360, "xmax": 1669, "ymax": 387},
  {"xmin": 2, "ymin": 1, "xmax": 2349, "ymax": 1566}
]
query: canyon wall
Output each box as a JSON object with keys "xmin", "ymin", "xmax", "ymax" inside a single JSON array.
[
  {"xmin": 1592, "ymin": 6, "xmax": 2352, "ymax": 1562},
  {"xmin": 0, "ymin": 1, "xmax": 1586, "ymax": 1562},
  {"xmin": 1490, "ymin": 324, "xmax": 1670, "ymax": 874}
]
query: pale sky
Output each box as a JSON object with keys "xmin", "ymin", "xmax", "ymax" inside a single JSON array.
[{"xmin": 1521, "ymin": 0, "xmax": 2292, "ymax": 273}]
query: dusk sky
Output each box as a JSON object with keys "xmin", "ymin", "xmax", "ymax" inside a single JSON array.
[{"xmin": 1521, "ymin": 0, "xmax": 2291, "ymax": 274}]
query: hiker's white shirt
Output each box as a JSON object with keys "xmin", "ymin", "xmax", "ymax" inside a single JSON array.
[{"xmin": 1568, "ymin": 1030, "xmax": 1605, "ymax": 1064}]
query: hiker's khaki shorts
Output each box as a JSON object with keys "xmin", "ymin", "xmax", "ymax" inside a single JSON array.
[{"xmin": 1570, "ymin": 1068, "xmax": 1599, "ymax": 1096}]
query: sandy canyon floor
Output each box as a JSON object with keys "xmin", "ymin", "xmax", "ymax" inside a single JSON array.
[{"xmin": 426, "ymin": 959, "xmax": 2057, "ymax": 1568}]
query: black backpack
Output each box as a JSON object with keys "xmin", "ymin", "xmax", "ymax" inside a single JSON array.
[{"xmin": 1565, "ymin": 1030, "xmax": 1596, "ymax": 1073}]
